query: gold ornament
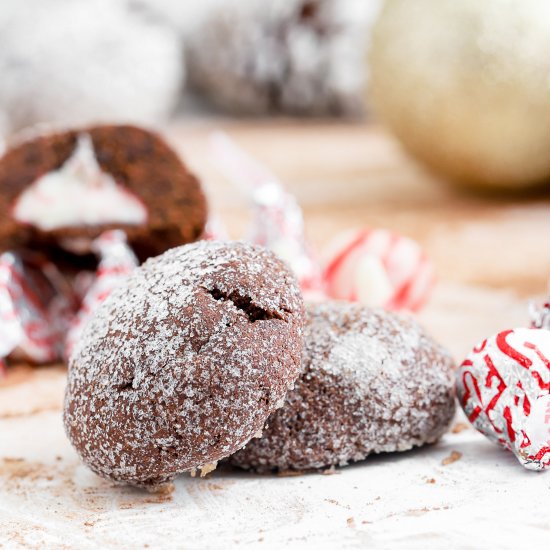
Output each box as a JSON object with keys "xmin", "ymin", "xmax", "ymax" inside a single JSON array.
[{"xmin": 369, "ymin": 0, "xmax": 550, "ymax": 190}]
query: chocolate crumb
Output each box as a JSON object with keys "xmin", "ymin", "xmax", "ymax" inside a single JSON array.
[
  {"xmin": 406, "ymin": 507, "xmax": 430, "ymax": 517},
  {"xmin": 324, "ymin": 498, "xmax": 351, "ymax": 510},
  {"xmin": 276, "ymin": 470, "xmax": 308, "ymax": 478}
]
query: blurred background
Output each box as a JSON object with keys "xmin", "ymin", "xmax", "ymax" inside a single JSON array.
[{"xmin": 1, "ymin": 0, "xmax": 550, "ymax": 335}]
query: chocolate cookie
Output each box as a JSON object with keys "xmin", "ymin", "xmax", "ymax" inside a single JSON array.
[
  {"xmin": 63, "ymin": 240, "xmax": 305, "ymax": 487},
  {"xmin": 0, "ymin": 125, "xmax": 207, "ymax": 262},
  {"xmin": 231, "ymin": 302, "xmax": 456, "ymax": 472}
]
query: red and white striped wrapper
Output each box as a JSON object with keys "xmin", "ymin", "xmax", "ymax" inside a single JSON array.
[
  {"xmin": 457, "ymin": 328, "xmax": 550, "ymax": 471},
  {"xmin": 0, "ymin": 250, "xmax": 77, "ymax": 372},
  {"xmin": 65, "ymin": 230, "xmax": 138, "ymax": 359},
  {"xmin": 210, "ymin": 132, "xmax": 323, "ymax": 297},
  {"xmin": 322, "ymin": 228, "xmax": 435, "ymax": 311},
  {"xmin": 0, "ymin": 230, "xmax": 138, "ymax": 373}
]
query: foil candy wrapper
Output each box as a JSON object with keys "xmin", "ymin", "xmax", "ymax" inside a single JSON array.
[
  {"xmin": 457, "ymin": 328, "xmax": 550, "ymax": 471},
  {"xmin": 65, "ymin": 230, "xmax": 138, "ymax": 358},
  {"xmin": 0, "ymin": 230, "xmax": 137, "ymax": 371},
  {"xmin": 0, "ymin": 250, "xmax": 77, "ymax": 370},
  {"xmin": 210, "ymin": 131, "xmax": 323, "ymax": 295}
]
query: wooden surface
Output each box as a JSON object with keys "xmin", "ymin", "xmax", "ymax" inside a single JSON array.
[{"xmin": 1, "ymin": 120, "xmax": 550, "ymax": 549}]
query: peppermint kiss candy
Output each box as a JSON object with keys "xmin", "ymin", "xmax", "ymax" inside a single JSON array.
[
  {"xmin": 323, "ymin": 228, "xmax": 435, "ymax": 311},
  {"xmin": 457, "ymin": 328, "xmax": 550, "ymax": 471},
  {"xmin": 210, "ymin": 132, "xmax": 323, "ymax": 295},
  {"xmin": 0, "ymin": 250, "xmax": 76, "ymax": 365}
]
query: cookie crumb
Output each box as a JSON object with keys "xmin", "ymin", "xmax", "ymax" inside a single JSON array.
[
  {"xmin": 277, "ymin": 470, "xmax": 307, "ymax": 477},
  {"xmin": 199, "ymin": 462, "xmax": 218, "ymax": 477},
  {"xmin": 441, "ymin": 451, "xmax": 462, "ymax": 466},
  {"xmin": 406, "ymin": 507, "xmax": 430, "ymax": 517},
  {"xmin": 3, "ymin": 457, "xmax": 24, "ymax": 463},
  {"xmin": 451, "ymin": 423, "xmax": 469, "ymax": 434},
  {"xmin": 426, "ymin": 477, "xmax": 436, "ymax": 484},
  {"xmin": 147, "ymin": 482, "xmax": 175, "ymax": 496}
]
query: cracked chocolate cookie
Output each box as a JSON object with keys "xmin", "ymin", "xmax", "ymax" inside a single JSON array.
[
  {"xmin": 231, "ymin": 302, "xmax": 456, "ymax": 472},
  {"xmin": 0, "ymin": 124, "xmax": 207, "ymax": 262},
  {"xmin": 63, "ymin": 240, "xmax": 305, "ymax": 487}
]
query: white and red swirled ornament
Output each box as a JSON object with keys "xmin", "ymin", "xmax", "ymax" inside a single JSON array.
[
  {"xmin": 457, "ymin": 328, "xmax": 550, "ymax": 471},
  {"xmin": 322, "ymin": 228, "xmax": 435, "ymax": 311}
]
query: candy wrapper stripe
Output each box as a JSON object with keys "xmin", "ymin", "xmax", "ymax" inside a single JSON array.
[{"xmin": 458, "ymin": 328, "xmax": 550, "ymax": 471}]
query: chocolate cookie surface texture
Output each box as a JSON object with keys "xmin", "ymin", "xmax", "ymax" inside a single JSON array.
[{"xmin": 64, "ymin": 240, "xmax": 305, "ymax": 486}]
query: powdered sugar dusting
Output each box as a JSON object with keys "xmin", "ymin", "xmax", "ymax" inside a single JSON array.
[
  {"xmin": 64, "ymin": 240, "xmax": 304, "ymax": 487},
  {"xmin": 232, "ymin": 302, "xmax": 456, "ymax": 471}
]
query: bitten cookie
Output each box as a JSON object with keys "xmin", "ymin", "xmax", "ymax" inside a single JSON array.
[
  {"xmin": 231, "ymin": 302, "xmax": 456, "ymax": 472},
  {"xmin": 63, "ymin": 240, "xmax": 305, "ymax": 487},
  {"xmin": 0, "ymin": 125, "xmax": 207, "ymax": 261}
]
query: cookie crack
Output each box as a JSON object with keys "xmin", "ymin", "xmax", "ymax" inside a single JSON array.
[
  {"xmin": 206, "ymin": 287, "xmax": 283, "ymax": 322},
  {"xmin": 114, "ymin": 377, "xmax": 134, "ymax": 392}
]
